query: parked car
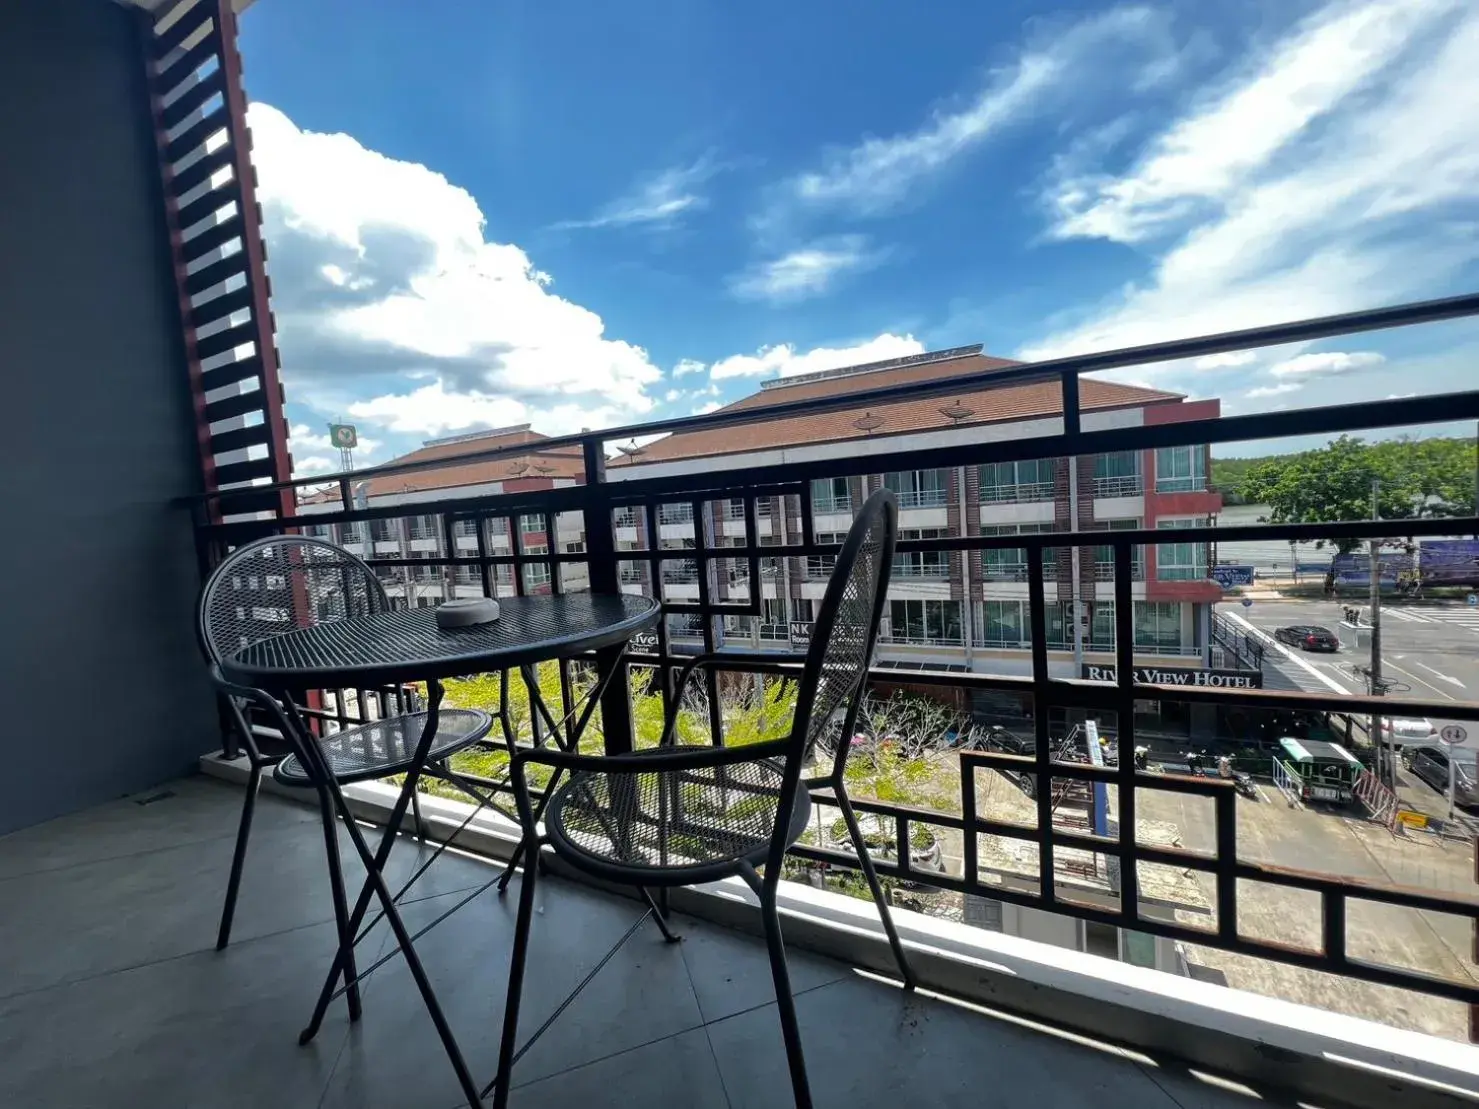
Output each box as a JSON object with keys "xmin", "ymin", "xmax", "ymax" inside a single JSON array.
[
  {"xmin": 1274, "ymin": 625, "xmax": 1340, "ymax": 652},
  {"xmin": 1406, "ymin": 747, "xmax": 1479, "ymax": 807},
  {"xmin": 1383, "ymin": 717, "xmax": 1439, "ymax": 752}
]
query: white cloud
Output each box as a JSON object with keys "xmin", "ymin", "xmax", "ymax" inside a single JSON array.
[
  {"xmin": 662, "ymin": 388, "xmax": 682, "ymax": 403},
  {"xmin": 729, "ymin": 236, "xmax": 882, "ymax": 302},
  {"xmin": 553, "ymin": 158, "xmax": 716, "ymax": 230},
  {"xmin": 1020, "ymin": 2, "xmax": 1479, "ymax": 380},
  {"xmin": 1245, "ymin": 382, "xmax": 1303, "ymax": 398},
  {"xmin": 1049, "ymin": 0, "xmax": 1458, "ymax": 243},
  {"xmin": 692, "ymin": 400, "xmax": 723, "ymax": 416},
  {"xmin": 773, "ymin": 7, "xmax": 1170, "ymax": 218},
  {"xmin": 709, "ymin": 333, "xmax": 924, "ymax": 381},
  {"xmin": 671, "ymin": 358, "xmax": 706, "ymax": 377},
  {"xmin": 1192, "ymin": 350, "xmax": 1258, "ymax": 371},
  {"xmin": 248, "ymin": 103, "xmax": 661, "ymax": 442},
  {"xmin": 1267, "ymin": 351, "xmax": 1385, "ymax": 377}
]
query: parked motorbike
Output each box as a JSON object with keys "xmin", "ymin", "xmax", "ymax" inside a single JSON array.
[{"xmin": 1182, "ymin": 750, "xmax": 1258, "ymax": 800}]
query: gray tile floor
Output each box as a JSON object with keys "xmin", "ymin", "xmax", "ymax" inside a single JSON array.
[{"xmin": 0, "ymin": 777, "xmax": 1264, "ymax": 1108}]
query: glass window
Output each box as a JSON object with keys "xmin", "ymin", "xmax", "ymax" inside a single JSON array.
[
  {"xmin": 977, "ymin": 601, "xmax": 1026, "ymax": 646},
  {"xmin": 884, "ymin": 469, "xmax": 948, "ymax": 508},
  {"xmin": 1156, "ymin": 518, "xmax": 1207, "ymax": 581},
  {"xmin": 1155, "ymin": 446, "xmax": 1206, "ymax": 492},
  {"xmin": 886, "ymin": 600, "xmax": 962, "ymax": 644},
  {"xmin": 371, "ymin": 518, "xmax": 396, "ymax": 542},
  {"xmin": 1134, "ymin": 601, "xmax": 1183, "ymax": 650},
  {"xmin": 1092, "ymin": 452, "xmax": 1142, "ymax": 496},
  {"xmin": 979, "ymin": 459, "xmax": 1056, "ymax": 502},
  {"xmin": 519, "ymin": 513, "xmax": 544, "ymax": 534},
  {"xmin": 811, "ymin": 477, "xmax": 851, "ymax": 513}
]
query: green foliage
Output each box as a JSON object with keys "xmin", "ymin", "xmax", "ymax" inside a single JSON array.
[
  {"xmin": 1239, "ymin": 434, "xmax": 1478, "ymax": 553},
  {"xmin": 1209, "ymin": 456, "xmax": 1261, "ymax": 503}
]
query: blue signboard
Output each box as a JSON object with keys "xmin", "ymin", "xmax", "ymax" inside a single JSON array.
[
  {"xmin": 1418, "ymin": 540, "xmax": 1479, "ymax": 587},
  {"xmin": 1295, "ymin": 561, "xmax": 1332, "ymax": 577},
  {"xmin": 1330, "ymin": 551, "xmax": 1410, "ymax": 586},
  {"xmin": 1209, "ymin": 565, "xmax": 1255, "ymax": 588}
]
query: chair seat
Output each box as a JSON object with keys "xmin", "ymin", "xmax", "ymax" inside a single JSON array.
[
  {"xmin": 544, "ymin": 747, "xmax": 811, "ymax": 886},
  {"xmin": 274, "ymin": 709, "xmax": 493, "ymax": 787}
]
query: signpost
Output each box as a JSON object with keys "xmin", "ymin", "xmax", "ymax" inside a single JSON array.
[
  {"xmin": 1209, "ymin": 565, "xmax": 1255, "ymax": 588},
  {"xmin": 1439, "ymin": 725, "xmax": 1467, "ymax": 822}
]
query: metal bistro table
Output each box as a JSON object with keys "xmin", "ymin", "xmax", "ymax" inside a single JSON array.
[{"xmin": 219, "ymin": 592, "xmax": 660, "ymax": 1107}]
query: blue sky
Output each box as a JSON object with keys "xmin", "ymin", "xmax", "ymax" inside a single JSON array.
[{"xmin": 237, "ymin": 0, "xmax": 1479, "ymax": 474}]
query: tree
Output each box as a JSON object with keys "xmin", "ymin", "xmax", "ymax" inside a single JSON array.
[{"xmin": 1240, "ymin": 434, "xmax": 1477, "ymax": 553}]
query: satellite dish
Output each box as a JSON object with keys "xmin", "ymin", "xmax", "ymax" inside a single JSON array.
[
  {"xmin": 938, "ymin": 399, "xmax": 975, "ymax": 425},
  {"xmin": 852, "ymin": 411, "xmax": 884, "ymax": 435}
]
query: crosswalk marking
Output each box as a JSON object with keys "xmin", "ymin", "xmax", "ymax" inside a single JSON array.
[{"xmin": 1383, "ymin": 607, "xmax": 1479, "ymax": 629}]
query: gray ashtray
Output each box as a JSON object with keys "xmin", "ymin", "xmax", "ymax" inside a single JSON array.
[{"xmin": 435, "ymin": 598, "xmax": 501, "ymax": 629}]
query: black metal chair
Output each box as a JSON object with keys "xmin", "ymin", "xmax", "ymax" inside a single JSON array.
[
  {"xmin": 197, "ymin": 535, "xmax": 495, "ymax": 952},
  {"xmin": 489, "ymin": 490, "xmax": 914, "ymax": 1109}
]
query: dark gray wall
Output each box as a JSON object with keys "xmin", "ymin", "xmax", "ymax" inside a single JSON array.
[{"xmin": 0, "ymin": 0, "xmax": 221, "ymax": 833}]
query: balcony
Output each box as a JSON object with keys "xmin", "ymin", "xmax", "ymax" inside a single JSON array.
[
  {"xmin": 1092, "ymin": 559, "xmax": 1146, "ymax": 581},
  {"xmin": 892, "ymin": 488, "xmax": 949, "ymax": 509},
  {"xmin": 891, "ymin": 557, "xmax": 951, "ymax": 579},
  {"xmin": 14, "ymin": 7, "xmax": 1479, "ymax": 1094},
  {"xmin": 981, "ymin": 482, "xmax": 1055, "ymax": 505},
  {"xmin": 1091, "ymin": 475, "xmax": 1143, "ymax": 498},
  {"xmin": 813, "ymin": 495, "xmax": 852, "ymax": 515},
  {"xmin": 2, "ymin": 775, "xmax": 1324, "ymax": 1109}
]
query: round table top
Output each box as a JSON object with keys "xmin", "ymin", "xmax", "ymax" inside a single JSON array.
[{"xmin": 219, "ymin": 593, "xmax": 660, "ymax": 688}]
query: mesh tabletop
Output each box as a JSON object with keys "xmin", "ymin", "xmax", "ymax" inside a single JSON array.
[{"xmin": 220, "ymin": 594, "xmax": 660, "ymax": 687}]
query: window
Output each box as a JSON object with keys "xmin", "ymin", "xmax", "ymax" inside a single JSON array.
[
  {"xmin": 1155, "ymin": 446, "xmax": 1206, "ymax": 492},
  {"xmin": 340, "ymin": 522, "xmax": 365, "ymax": 545},
  {"xmin": 1083, "ymin": 921, "xmax": 1120, "ymax": 961},
  {"xmin": 453, "ymin": 518, "xmax": 478, "ymax": 538},
  {"xmin": 1090, "ymin": 519, "xmax": 1143, "ymax": 580},
  {"xmin": 564, "ymin": 540, "xmax": 585, "ymax": 554},
  {"xmin": 979, "ymin": 459, "xmax": 1055, "ymax": 503},
  {"xmin": 1092, "ymin": 452, "xmax": 1142, "ymax": 497},
  {"xmin": 1134, "ymin": 601, "xmax": 1183, "ymax": 650},
  {"xmin": 980, "ymin": 523, "xmax": 1057, "ymax": 580},
  {"xmin": 976, "ymin": 601, "xmax": 1026, "ymax": 647},
  {"xmin": 885, "ymin": 599, "xmax": 962, "ymax": 645},
  {"xmin": 808, "ymin": 532, "xmax": 844, "ymax": 577},
  {"xmin": 519, "ymin": 513, "xmax": 545, "ymax": 534},
  {"xmin": 1156, "ymin": 518, "xmax": 1207, "ymax": 581},
  {"xmin": 370, "ymin": 518, "xmax": 397, "ymax": 543},
  {"xmin": 408, "ymin": 515, "xmax": 437, "ymax": 540},
  {"xmin": 811, "ymin": 477, "xmax": 851, "ymax": 514},
  {"xmin": 658, "ymin": 503, "xmax": 693, "ymax": 525},
  {"xmin": 884, "ymin": 469, "xmax": 948, "ymax": 508},
  {"xmin": 893, "ymin": 527, "xmax": 950, "ymax": 577}
]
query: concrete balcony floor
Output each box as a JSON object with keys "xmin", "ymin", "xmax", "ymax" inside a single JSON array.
[{"xmin": 0, "ymin": 776, "xmax": 1261, "ymax": 1109}]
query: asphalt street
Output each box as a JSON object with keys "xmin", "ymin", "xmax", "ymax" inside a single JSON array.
[{"xmin": 1221, "ymin": 595, "xmax": 1479, "ymax": 812}]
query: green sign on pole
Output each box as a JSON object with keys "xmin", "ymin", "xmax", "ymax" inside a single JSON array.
[{"xmin": 329, "ymin": 423, "xmax": 358, "ymax": 450}]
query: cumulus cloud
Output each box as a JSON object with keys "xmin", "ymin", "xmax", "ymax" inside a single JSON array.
[
  {"xmin": 248, "ymin": 103, "xmax": 661, "ymax": 440},
  {"xmin": 671, "ymin": 358, "xmax": 705, "ymax": 377},
  {"xmin": 1266, "ymin": 351, "xmax": 1385, "ymax": 377},
  {"xmin": 692, "ymin": 400, "xmax": 723, "ymax": 416},
  {"xmin": 662, "ymin": 388, "xmax": 682, "ymax": 403},
  {"xmin": 728, "ymin": 236, "xmax": 883, "ymax": 302},
  {"xmin": 768, "ymin": 7, "xmax": 1173, "ymax": 220},
  {"xmin": 553, "ymin": 157, "xmax": 717, "ymax": 230},
  {"xmin": 1048, "ymin": 0, "xmax": 1456, "ymax": 243},
  {"xmin": 1244, "ymin": 382, "xmax": 1303, "ymax": 399},
  {"xmin": 1020, "ymin": 0, "xmax": 1479, "ymax": 385},
  {"xmin": 707, "ymin": 333, "xmax": 924, "ymax": 381}
]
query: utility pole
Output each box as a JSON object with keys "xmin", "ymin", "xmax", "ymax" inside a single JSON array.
[{"xmin": 1368, "ymin": 479, "xmax": 1391, "ymax": 787}]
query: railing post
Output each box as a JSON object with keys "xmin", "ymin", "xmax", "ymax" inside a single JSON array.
[{"xmin": 583, "ymin": 439, "xmax": 636, "ymax": 754}]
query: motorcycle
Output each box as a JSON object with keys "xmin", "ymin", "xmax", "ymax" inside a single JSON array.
[{"xmin": 1183, "ymin": 750, "xmax": 1258, "ymax": 800}]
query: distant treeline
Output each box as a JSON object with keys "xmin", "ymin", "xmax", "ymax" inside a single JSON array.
[{"xmin": 1211, "ymin": 435, "xmax": 1477, "ymax": 508}]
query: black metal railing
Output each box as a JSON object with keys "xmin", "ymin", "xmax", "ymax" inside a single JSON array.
[{"xmin": 192, "ymin": 291, "xmax": 1479, "ymax": 1010}]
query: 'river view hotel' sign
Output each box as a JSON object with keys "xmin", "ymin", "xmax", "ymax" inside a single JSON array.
[{"xmin": 1081, "ymin": 664, "xmax": 1263, "ymax": 689}]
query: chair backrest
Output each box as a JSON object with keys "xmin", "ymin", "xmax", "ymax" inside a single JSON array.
[
  {"xmin": 198, "ymin": 535, "xmax": 389, "ymax": 664},
  {"xmin": 788, "ymin": 489, "xmax": 898, "ymax": 782}
]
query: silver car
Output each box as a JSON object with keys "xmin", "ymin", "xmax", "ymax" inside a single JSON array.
[{"xmin": 1407, "ymin": 747, "xmax": 1479, "ymax": 807}]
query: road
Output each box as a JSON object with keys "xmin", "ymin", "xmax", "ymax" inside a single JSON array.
[{"xmin": 1221, "ymin": 594, "xmax": 1479, "ymax": 816}]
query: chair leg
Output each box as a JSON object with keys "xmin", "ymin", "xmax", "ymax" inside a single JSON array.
[
  {"xmin": 491, "ymin": 841, "xmax": 542, "ymax": 1109},
  {"xmin": 760, "ymin": 888, "xmax": 813, "ymax": 1109},
  {"xmin": 216, "ymin": 760, "xmax": 262, "ymax": 951},
  {"xmin": 836, "ymin": 788, "xmax": 917, "ymax": 989}
]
